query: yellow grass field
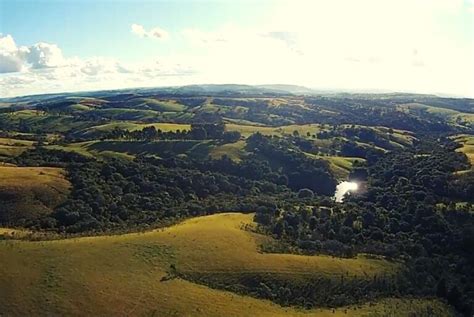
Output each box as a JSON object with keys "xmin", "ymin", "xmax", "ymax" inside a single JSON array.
[
  {"xmin": 305, "ymin": 152, "xmax": 365, "ymax": 180},
  {"xmin": 85, "ymin": 122, "xmax": 191, "ymax": 134},
  {"xmin": 0, "ymin": 137, "xmax": 35, "ymax": 158},
  {"xmin": 0, "ymin": 166, "xmax": 71, "ymax": 222},
  {"xmin": 209, "ymin": 140, "xmax": 247, "ymax": 162},
  {"xmin": 453, "ymin": 134, "xmax": 474, "ymax": 165},
  {"xmin": 0, "ymin": 213, "xmax": 453, "ymax": 316}
]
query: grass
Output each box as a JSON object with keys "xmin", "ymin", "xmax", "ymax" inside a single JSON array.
[
  {"xmin": 226, "ymin": 123, "xmax": 323, "ymax": 138},
  {"xmin": 157, "ymin": 213, "xmax": 396, "ymax": 277},
  {"xmin": 0, "ymin": 110, "xmax": 93, "ymax": 133},
  {"xmin": 399, "ymin": 103, "xmax": 474, "ymax": 128},
  {"xmin": 452, "ymin": 134, "xmax": 474, "ymax": 166},
  {"xmin": 89, "ymin": 108, "xmax": 161, "ymax": 121},
  {"xmin": 126, "ymin": 98, "xmax": 187, "ymax": 112},
  {"xmin": 46, "ymin": 141, "xmax": 98, "ymax": 158},
  {"xmin": 306, "ymin": 153, "xmax": 365, "ymax": 180},
  {"xmin": 86, "ymin": 139, "xmax": 213, "ymax": 159},
  {"xmin": 0, "ymin": 137, "xmax": 35, "ymax": 158},
  {"xmin": 0, "ymin": 227, "xmax": 32, "ymax": 239},
  {"xmin": 150, "ymin": 99, "xmax": 187, "ymax": 112},
  {"xmin": 46, "ymin": 141, "xmax": 135, "ymax": 160},
  {"xmin": 0, "ymin": 212, "xmax": 453, "ymax": 316},
  {"xmin": 225, "ymin": 123, "xmax": 414, "ymax": 151},
  {"xmin": 0, "ymin": 166, "xmax": 70, "ymax": 223},
  {"xmin": 46, "ymin": 139, "xmax": 214, "ymax": 160},
  {"xmin": 84, "ymin": 121, "xmax": 190, "ymax": 135},
  {"xmin": 209, "ymin": 140, "xmax": 247, "ymax": 162}
]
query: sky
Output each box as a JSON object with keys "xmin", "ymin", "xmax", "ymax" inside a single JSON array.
[{"xmin": 0, "ymin": 0, "xmax": 473, "ymax": 98}]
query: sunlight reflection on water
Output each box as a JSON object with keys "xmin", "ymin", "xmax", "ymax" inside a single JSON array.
[{"xmin": 334, "ymin": 181, "xmax": 358, "ymax": 202}]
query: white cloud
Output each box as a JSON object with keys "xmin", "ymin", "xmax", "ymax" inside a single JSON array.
[
  {"xmin": 131, "ymin": 23, "xmax": 169, "ymax": 40},
  {"xmin": 0, "ymin": 34, "xmax": 67, "ymax": 73},
  {"xmin": 26, "ymin": 42, "xmax": 65, "ymax": 69},
  {"xmin": 131, "ymin": 23, "xmax": 146, "ymax": 37},
  {"xmin": 0, "ymin": 34, "xmax": 27, "ymax": 73},
  {"xmin": 0, "ymin": 34, "xmax": 194, "ymax": 97}
]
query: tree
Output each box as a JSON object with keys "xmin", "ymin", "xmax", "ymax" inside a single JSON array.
[
  {"xmin": 436, "ymin": 278, "xmax": 447, "ymax": 298},
  {"xmin": 190, "ymin": 126, "xmax": 207, "ymax": 140},
  {"xmin": 298, "ymin": 188, "xmax": 314, "ymax": 199},
  {"xmin": 222, "ymin": 131, "xmax": 241, "ymax": 143}
]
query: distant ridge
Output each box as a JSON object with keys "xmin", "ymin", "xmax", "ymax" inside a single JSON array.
[{"xmin": 1, "ymin": 84, "xmax": 472, "ymax": 105}]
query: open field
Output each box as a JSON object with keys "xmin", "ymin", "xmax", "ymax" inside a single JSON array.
[
  {"xmin": 0, "ymin": 227, "xmax": 32, "ymax": 239},
  {"xmin": 45, "ymin": 141, "xmax": 99, "ymax": 158},
  {"xmin": 87, "ymin": 122, "xmax": 322, "ymax": 139},
  {"xmin": 0, "ymin": 137, "xmax": 35, "ymax": 158},
  {"xmin": 226, "ymin": 123, "xmax": 323, "ymax": 138},
  {"xmin": 452, "ymin": 134, "xmax": 474, "ymax": 175},
  {"xmin": 453, "ymin": 134, "xmax": 474, "ymax": 165},
  {"xmin": 306, "ymin": 153, "xmax": 365, "ymax": 180},
  {"xmin": 84, "ymin": 121, "xmax": 191, "ymax": 135},
  {"xmin": 77, "ymin": 123, "xmax": 411, "ymax": 162},
  {"xmin": 209, "ymin": 140, "xmax": 247, "ymax": 162},
  {"xmin": 0, "ymin": 213, "xmax": 452, "ymax": 316},
  {"xmin": 399, "ymin": 103, "xmax": 474, "ymax": 128},
  {"xmin": 132, "ymin": 98, "xmax": 187, "ymax": 112},
  {"xmin": 159, "ymin": 213, "xmax": 396, "ymax": 277},
  {"xmin": 0, "ymin": 110, "xmax": 91, "ymax": 133},
  {"xmin": 46, "ymin": 139, "xmax": 215, "ymax": 160},
  {"xmin": 0, "ymin": 166, "xmax": 70, "ymax": 223}
]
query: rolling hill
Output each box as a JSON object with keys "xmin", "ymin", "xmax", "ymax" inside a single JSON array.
[{"xmin": 0, "ymin": 213, "xmax": 453, "ymax": 316}]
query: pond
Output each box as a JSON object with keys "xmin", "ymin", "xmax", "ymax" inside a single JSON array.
[{"xmin": 334, "ymin": 181, "xmax": 359, "ymax": 202}]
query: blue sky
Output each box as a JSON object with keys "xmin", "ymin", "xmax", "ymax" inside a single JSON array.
[
  {"xmin": 2, "ymin": 0, "xmax": 273, "ymax": 59},
  {"xmin": 1, "ymin": 0, "xmax": 474, "ymax": 97}
]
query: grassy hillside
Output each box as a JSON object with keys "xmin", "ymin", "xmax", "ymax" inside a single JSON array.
[
  {"xmin": 0, "ymin": 110, "xmax": 91, "ymax": 133},
  {"xmin": 305, "ymin": 153, "xmax": 365, "ymax": 180},
  {"xmin": 83, "ymin": 121, "xmax": 191, "ymax": 135},
  {"xmin": 159, "ymin": 213, "xmax": 396, "ymax": 276},
  {"xmin": 399, "ymin": 103, "xmax": 474, "ymax": 129},
  {"xmin": 0, "ymin": 166, "xmax": 70, "ymax": 224},
  {"xmin": 129, "ymin": 98, "xmax": 187, "ymax": 112},
  {"xmin": 0, "ymin": 213, "xmax": 452, "ymax": 316},
  {"xmin": 209, "ymin": 140, "xmax": 247, "ymax": 162},
  {"xmin": 226, "ymin": 123, "xmax": 324, "ymax": 138},
  {"xmin": 0, "ymin": 137, "xmax": 35, "ymax": 159},
  {"xmin": 453, "ymin": 134, "xmax": 474, "ymax": 165}
]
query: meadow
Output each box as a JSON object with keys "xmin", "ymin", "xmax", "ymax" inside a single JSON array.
[
  {"xmin": 0, "ymin": 213, "xmax": 452, "ymax": 316},
  {"xmin": 453, "ymin": 134, "xmax": 474, "ymax": 165}
]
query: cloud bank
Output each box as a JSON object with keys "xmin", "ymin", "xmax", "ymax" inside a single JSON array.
[
  {"xmin": 0, "ymin": 35, "xmax": 66, "ymax": 73},
  {"xmin": 0, "ymin": 34, "xmax": 192, "ymax": 97}
]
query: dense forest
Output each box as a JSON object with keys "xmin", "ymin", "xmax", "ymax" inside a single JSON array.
[{"xmin": 254, "ymin": 137, "xmax": 474, "ymax": 314}]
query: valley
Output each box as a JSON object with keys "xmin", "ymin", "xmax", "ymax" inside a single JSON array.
[{"xmin": 0, "ymin": 85, "xmax": 473, "ymax": 316}]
